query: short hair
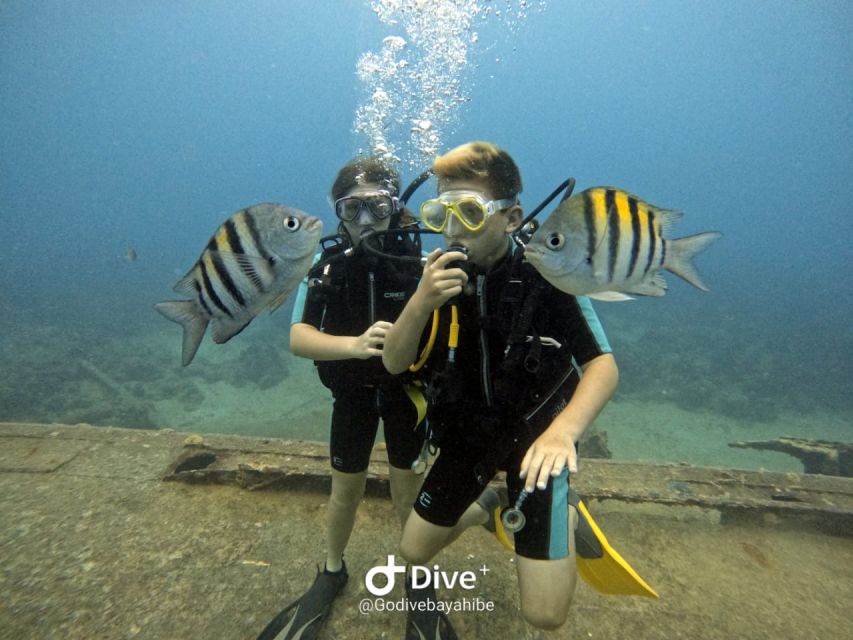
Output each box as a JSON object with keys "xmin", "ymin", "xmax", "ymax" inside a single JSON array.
[
  {"xmin": 432, "ymin": 141, "xmax": 522, "ymax": 200},
  {"xmin": 330, "ymin": 156, "xmax": 401, "ymax": 201}
]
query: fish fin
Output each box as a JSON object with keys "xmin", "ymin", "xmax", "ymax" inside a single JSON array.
[
  {"xmin": 204, "ymin": 250, "xmax": 274, "ymax": 295},
  {"xmin": 231, "ymin": 252, "xmax": 273, "ymax": 290},
  {"xmin": 654, "ymin": 207, "xmax": 684, "ymax": 238},
  {"xmin": 214, "ymin": 250, "xmax": 273, "ymax": 288},
  {"xmin": 174, "ymin": 252, "xmax": 272, "ymax": 297},
  {"xmin": 210, "ymin": 317, "xmax": 252, "ymax": 344},
  {"xmin": 173, "ymin": 269, "xmax": 199, "ymax": 297},
  {"xmin": 666, "ymin": 231, "xmax": 722, "ymax": 291},
  {"xmin": 587, "ymin": 291, "xmax": 635, "ymax": 302},
  {"xmin": 154, "ymin": 300, "xmax": 209, "ymax": 366},
  {"xmin": 266, "ymin": 284, "xmax": 298, "ymax": 313},
  {"xmin": 627, "ymin": 273, "xmax": 668, "ymax": 297}
]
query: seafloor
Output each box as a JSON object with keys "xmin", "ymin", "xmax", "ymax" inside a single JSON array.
[{"xmin": 2, "ymin": 422, "xmax": 851, "ymax": 640}]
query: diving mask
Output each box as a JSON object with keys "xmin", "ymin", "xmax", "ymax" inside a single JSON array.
[
  {"xmin": 420, "ymin": 190, "xmax": 517, "ymax": 232},
  {"xmin": 334, "ymin": 191, "xmax": 399, "ymax": 222}
]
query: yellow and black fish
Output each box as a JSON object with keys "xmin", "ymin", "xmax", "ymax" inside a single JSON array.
[
  {"xmin": 155, "ymin": 203, "xmax": 322, "ymax": 365},
  {"xmin": 525, "ymin": 187, "xmax": 721, "ymax": 301}
]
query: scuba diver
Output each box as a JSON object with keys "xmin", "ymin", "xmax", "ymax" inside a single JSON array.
[
  {"xmin": 256, "ymin": 156, "xmax": 427, "ymax": 640},
  {"xmin": 383, "ymin": 141, "xmax": 657, "ymax": 635}
]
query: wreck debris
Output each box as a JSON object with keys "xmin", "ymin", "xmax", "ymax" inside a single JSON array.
[{"xmin": 729, "ymin": 437, "xmax": 853, "ymax": 477}]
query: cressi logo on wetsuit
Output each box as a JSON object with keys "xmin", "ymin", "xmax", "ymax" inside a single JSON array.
[{"xmin": 302, "ymin": 242, "xmax": 421, "ymax": 390}]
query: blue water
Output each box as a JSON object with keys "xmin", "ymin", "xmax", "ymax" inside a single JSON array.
[{"xmin": 1, "ymin": 2, "xmax": 851, "ymax": 463}]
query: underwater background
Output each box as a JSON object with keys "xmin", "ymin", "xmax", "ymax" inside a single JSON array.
[{"xmin": 1, "ymin": 0, "xmax": 850, "ymax": 472}]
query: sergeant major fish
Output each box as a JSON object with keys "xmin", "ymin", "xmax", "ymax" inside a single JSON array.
[
  {"xmin": 524, "ymin": 187, "xmax": 721, "ymax": 301},
  {"xmin": 155, "ymin": 203, "xmax": 322, "ymax": 365}
]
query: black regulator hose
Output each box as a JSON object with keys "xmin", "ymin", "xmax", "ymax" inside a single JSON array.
[
  {"xmin": 401, "ymin": 168, "xmax": 433, "ymax": 205},
  {"xmin": 519, "ymin": 177, "xmax": 576, "ymax": 230},
  {"xmin": 360, "ymin": 227, "xmax": 439, "ymax": 264}
]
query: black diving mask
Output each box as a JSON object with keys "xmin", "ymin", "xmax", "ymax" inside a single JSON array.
[{"xmin": 334, "ymin": 191, "xmax": 399, "ymax": 222}]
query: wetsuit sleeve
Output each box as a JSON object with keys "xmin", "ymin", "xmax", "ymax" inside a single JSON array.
[
  {"xmin": 289, "ymin": 253, "xmax": 323, "ymax": 327},
  {"xmin": 557, "ymin": 292, "xmax": 612, "ymax": 366}
]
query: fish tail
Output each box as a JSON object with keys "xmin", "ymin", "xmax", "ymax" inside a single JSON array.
[
  {"xmin": 665, "ymin": 231, "xmax": 722, "ymax": 291},
  {"xmin": 154, "ymin": 300, "xmax": 209, "ymax": 366}
]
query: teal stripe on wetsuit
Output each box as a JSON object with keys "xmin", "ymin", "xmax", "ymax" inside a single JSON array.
[
  {"xmin": 576, "ymin": 295, "xmax": 612, "ymax": 354},
  {"xmin": 289, "ymin": 252, "xmax": 322, "ymax": 325},
  {"xmin": 549, "ymin": 468, "xmax": 570, "ymax": 558},
  {"xmin": 544, "ymin": 296, "xmax": 607, "ymax": 558}
]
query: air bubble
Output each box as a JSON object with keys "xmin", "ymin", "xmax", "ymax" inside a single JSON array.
[{"xmin": 354, "ymin": 1, "xmax": 545, "ymax": 169}]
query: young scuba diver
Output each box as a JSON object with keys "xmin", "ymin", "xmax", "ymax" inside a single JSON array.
[
  {"xmin": 256, "ymin": 156, "xmax": 426, "ymax": 640},
  {"xmin": 383, "ymin": 141, "xmax": 656, "ymax": 635}
]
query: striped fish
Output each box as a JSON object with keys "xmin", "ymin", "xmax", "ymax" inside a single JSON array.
[
  {"xmin": 524, "ymin": 187, "xmax": 721, "ymax": 301},
  {"xmin": 155, "ymin": 203, "xmax": 322, "ymax": 365}
]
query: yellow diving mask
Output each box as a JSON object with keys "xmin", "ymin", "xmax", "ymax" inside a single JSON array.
[{"xmin": 420, "ymin": 190, "xmax": 517, "ymax": 232}]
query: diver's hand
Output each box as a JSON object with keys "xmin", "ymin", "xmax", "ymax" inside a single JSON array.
[
  {"xmin": 352, "ymin": 320, "xmax": 393, "ymax": 359},
  {"xmin": 519, "ymin": 427, "xmax": 579, "ymax": 493},
  {"xmin": 412, "ymin": 248, "xmax": 468, "ymax": 312}
]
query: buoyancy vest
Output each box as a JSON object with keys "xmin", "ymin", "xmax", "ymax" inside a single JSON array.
[
  {"xmin": 306, "ymin": 235, "xmax": 422, "ymax": 391},
  {"xmin": 420, "ymin": 250, "xmax": 581, "ymax": 478}
]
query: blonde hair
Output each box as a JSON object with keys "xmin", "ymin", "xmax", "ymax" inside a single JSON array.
[{"xmin": 432, "ymin": 141, "xmax": 522, "ymax": 200}]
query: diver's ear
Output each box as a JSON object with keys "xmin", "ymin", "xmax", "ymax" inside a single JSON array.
[{"xmin": 504, "ymin": 205, "xmax": 523, "ymax": 234}]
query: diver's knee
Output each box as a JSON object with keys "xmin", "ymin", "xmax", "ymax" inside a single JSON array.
[
  {"xmin": 329, "ymin": 470, "xmax": 367, "ymax": 504},
  {"xmin": 398, "ymin": 536, "xmax": 432, "ymax": 566},
  {"xmin": 519, "ymin": 585, "xmax": 572, "ymax": 630},
  {"xmin": 398, "ymin": 523, "xmax": 441, "ymax": 566},
  {"xmin": 520, "ymin": 602, "xmax": 570, "ymax": 631}
]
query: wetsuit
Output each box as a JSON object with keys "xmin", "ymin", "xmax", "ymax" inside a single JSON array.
[
  {"xmin": 413, "ymin": 249, "xmax": 611, "ymax": 559},
  {"xmin": 290, "ymin": 241, "xmax": 424, "ymax": 473}
]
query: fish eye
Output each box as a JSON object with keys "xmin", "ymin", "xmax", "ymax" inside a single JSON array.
[
  {"xmin": 284, "ymin": 216, "xmax": 301, "ymax": 232},
  {"xmin": 545, "ymin": 232, "xmax": 565, "ymax": 250}
]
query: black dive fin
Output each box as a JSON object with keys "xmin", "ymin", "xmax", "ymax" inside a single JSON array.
[{"xmin": 256, "ymin": 563, "xmax": 348, "ymax": 640}]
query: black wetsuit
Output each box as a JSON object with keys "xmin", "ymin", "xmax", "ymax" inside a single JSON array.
[
  {"xmin": 413, "ymin": 249, "xmax": 612, "ymax": 559},
  {"xmin": 291, "ymin": 241, "xmax": 424, "ymax": 473}
]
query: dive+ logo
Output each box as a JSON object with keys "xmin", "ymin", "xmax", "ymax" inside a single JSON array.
[{"xmin": 364, "ymin": 555, "xmax": 479, "ymax": 597}]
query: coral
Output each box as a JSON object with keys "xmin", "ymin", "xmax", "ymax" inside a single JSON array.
[{"xmin": 604, "ymin": 317, "xmax": 818, "ymax": 423}]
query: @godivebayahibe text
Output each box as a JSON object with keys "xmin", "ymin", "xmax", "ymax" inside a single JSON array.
[{"xmin": 358, "ymin": 554, "xmax": 496, "ymax": 615}]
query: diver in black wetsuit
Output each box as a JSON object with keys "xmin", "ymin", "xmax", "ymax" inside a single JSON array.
[
  {"xmin": 256, "ymin": 157, "xmax": 425, "ymax": 640},
  {"xmin": 383, "ymin": 141, "xmax": 621, "ymax": 634}
]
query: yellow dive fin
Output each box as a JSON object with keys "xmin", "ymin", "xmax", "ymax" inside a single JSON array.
[
  {"xmin": 486, "ymin": 489, "xmax": 658, "ymax": 598},
  {"xmin": 491, "ymin": 503, "xmax": 516, "ymax": 552},
  {"xmin": 478, "ymin": 489, "xmax": 516, "ymax": 552},
  {"xmin": 403, "ymin": 382, "xmax": 428, "ymax": 426},
  {"xmin": 570, "ymin": 491, "xmax": 659, "ymax": 598}
]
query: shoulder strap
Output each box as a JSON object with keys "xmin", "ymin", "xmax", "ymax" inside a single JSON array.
[
  {"xmin": 493, "ymin": 261, "xmax": 550, "ymax": 404},
  {"xmin": 498, "ymin": 259, "xmax": 548, "ymax": 349},
  {"xmin": 493, "ymin": 251, "xmax": 527, "ymax": 335}
]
